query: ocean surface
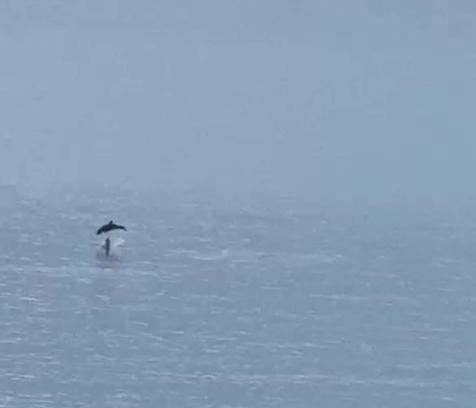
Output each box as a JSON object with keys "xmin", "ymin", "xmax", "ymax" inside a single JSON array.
[{"xmin": 1, "ymin": 194, "xmax": 476, "ymax": 407}]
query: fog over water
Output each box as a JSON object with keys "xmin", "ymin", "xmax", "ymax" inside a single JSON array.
[
  {"xmin": 1, "ymin": 2, "xmax": 476, "ymax": 407},
  {"xmin": 0, "ymin": 1, "xmax": 475, "ymax": 208}
]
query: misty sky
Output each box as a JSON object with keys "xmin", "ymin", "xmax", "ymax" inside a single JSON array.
[{"xmin": 0, "ymin": 1, "xmax": 475, "ymax": 207}]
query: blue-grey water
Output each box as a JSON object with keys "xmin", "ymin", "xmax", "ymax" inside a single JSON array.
[{"xmin": 1, "ymin": 194, "xmax": 476, "ymax": 407}]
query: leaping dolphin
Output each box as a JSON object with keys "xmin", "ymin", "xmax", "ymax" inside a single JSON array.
[{"xmin": 96, "ymin": 220, "xmax": 127, "ymax": 235}]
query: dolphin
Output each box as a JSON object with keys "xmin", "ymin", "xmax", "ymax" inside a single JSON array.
[
  {"xmin": 102, "ymin": 237, "xmax": 111, "ymax": 256},
  {"xmin": 96, "ymin": 220, "xmax": 127, "ymax": 235}
]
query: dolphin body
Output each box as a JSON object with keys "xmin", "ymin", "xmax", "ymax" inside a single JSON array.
[
  {"xmin": 102, "ymin": 237, "xmax": 111, "ymax": 256},
  {"xmin": 96, "ymin": 220, "xmax": 127, "ymax": 235}
]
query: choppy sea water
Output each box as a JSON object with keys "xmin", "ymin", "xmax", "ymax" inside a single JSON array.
[{"xmin": 1, "ymin": 198, "xmax": 476, "ymax": 407}]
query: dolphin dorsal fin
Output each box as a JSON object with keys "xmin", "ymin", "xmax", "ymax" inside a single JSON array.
[{"xmin": 109, "ymin": 220, "xmax": 113, "ymax": 225}]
